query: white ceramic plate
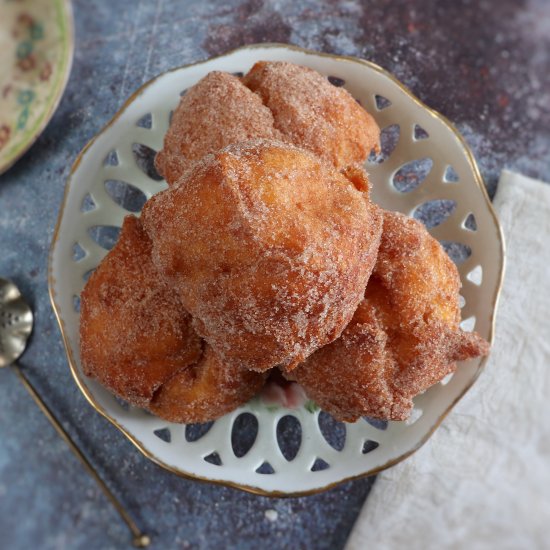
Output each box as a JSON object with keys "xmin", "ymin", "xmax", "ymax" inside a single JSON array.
[{"xmin": 49, "ymin": 44, "xmax": 504, "ymax": 496}]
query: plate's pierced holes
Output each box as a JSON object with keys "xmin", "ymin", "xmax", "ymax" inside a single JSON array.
[
  {"xmin": 153, "ymin": 428, "xmax": 171, "ymax": 443},
  {"xmin": 72, "ymin": 295, "xmax": 81, "ymax": 313},
  {"xmin": 413, "ymin": 199, "xmax": 457, "ymax": 229},
  {"xmin": 80, "ymin": 193, "xmax": 97, "ymax": 213},
  {"xmin": 364, "ymin": 417, "xmax": 388, "ymax": 431},
  {"xmin": 463, "ymin": 213, "xmax": 478, "ymax": 232},
  {"xmin": 203, "ymin": 452, "xmax": 222, "ymax": 466},
  {"xmin": 444, "ymin": 165, "xmax": 460, "ymax": 183},
  {"xmin": 374, "ymin": 94, "xmax": 392, "ymax": 110},
  {"xmin": 405, "ymin": 407, "xmax": 423, "ymax": 425},
  {"xmin": 311, "ymin": 458, "xmax": 330, "ymax": 471},
  {"xmin": 276, "ymin": 415, "xmax": 302, "ymax": 461},
  {"xmin": 231, "ymin": 413, "xmax": 258, "ymax": 458},
  {"xmin": 466, "ymin": 265, "xmax": 483, "ymax": 286},
  {"xmin": 104, "ymin": 180, "xmax": 147, "ymax": 213},
  {"xmin": 413, "ymin": 124, "xmax": 429, "ymax": 140},
  {"xmin": 83, "ymin": 268, "xmax": 95, "ymax": 283},
  {"xmin": 87, "ymin": 225, "xmax": 121, "ymax": 251},
  {"xmin": 185, "ymin": 421, "xmax": 214, "ymax": 442},
  {"xmin": 132, "ymin": 143, "xmax": 163, "ymax": 181},
  {"xmin": 460, "ymin": 316, "xmax": 476, "ymax": 332},
  {"xmin": 458, "ymin": 294, "xmax": 466, "ymax": 309},
  {"xmin": 256, "ymin": 461, "xmax": 275, "ymax": 474},
  {"xmin": 103, "ymin": 149, "xmax": 119, "ymax": 167},
  {"xmin": 393, "ymin": 157, "xmax": 433, "ymax": 193},
  {"xmin": 328, "ymin": 75, "xmax": 345, "ymax": 87},
  {"xmin": 440, "ymin": 241, "xmax": 472, "ymax": 265},
  {"xmin": 136, "ymin": 113, "xmax": 152, "ymax": 129},
  {"xmin": 318, "ymin": 411, "xmax": 346, "ymax": 451},
  {"xmin": 362, "ymin": 440, "xmax": 379, "ymax": 454},
  {"xmin": 113, "ymin": 395, "xmax": 130, "ymax": 411},
  {"xmin": 369, "ymin": 124, "xmax": 400, "ymax": 164},
  {"xmin": 72, "ymin": 242, "xmax": 86, "ymax": 261},
  {"xmin": 440, "ymin": 372, "xmax": 454, "ymax": 386}
]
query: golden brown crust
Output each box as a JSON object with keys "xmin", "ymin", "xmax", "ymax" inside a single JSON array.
[
  {"xmin": 156, "ymin": 62, "xmax": 381, "ymax": 185},
  {"xmin": 287, "ymin": 210, "xmax": 490, "ymax": 422},
  {"xmin": 243, "ymin": 61, "xmax": 380, "ymax": 170},
  {"xmin": 155, "ymin": 71, "xmax": 282, "ymax": 184},
  {"xmin": 150, "ymin": 347, "xmax": 266, "ymax": 423},
  {"xmin": 80, "ymin": 216, "xmax": 202, "ymax": 407},
  {"xmin": 142, "ymin": 140, "xmax": 383, "ymax": 373},
  {"xmin": 80, "ymin": 61, "xmax": 489, "ymax": 425},
  {"xmin": 79, "ymin": 216, "xmax": 265, "ymax": 421}
]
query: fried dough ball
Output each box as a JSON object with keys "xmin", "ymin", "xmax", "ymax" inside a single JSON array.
[
  {"xmin": 243, "ymin": 61, "xmax": 380, "ymax": 170},
  {"xmin": 155, "ymin": 71, "xmax": 282, "ymax": 184},
  {"xmin": 155, "ymin": 62, "xmax": 380, "ymax": 185},
  {"xmin": 142, "ymin": 140, "xmax": 383, "ymax": 373},
  {"xmin": 80, "ymin": 216, "xmax": 265, "ymax": 422},
  {"xmin": 287, "ymin": 211, "xmax": 490, "ymax": 422},
  {"xmin": 149, "ymin": 346, "xmax": 265, "ymax": 423},
  {"xmin": 80, "ymin": 216, "xmax": 201, "ymax": 407}
]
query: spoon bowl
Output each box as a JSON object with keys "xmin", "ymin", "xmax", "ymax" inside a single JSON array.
[
  {"xmin": 0, "ymin": 278, "xmax": 34, "ymax": 368},
  {"xmin": 0, "ymin": 276, "xmax": 149, "ymax": 547}
]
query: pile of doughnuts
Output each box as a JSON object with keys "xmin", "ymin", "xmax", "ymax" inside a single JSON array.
[{"xmin": 80, "ymin": 61, "xmax": 490, "ymax": 424}]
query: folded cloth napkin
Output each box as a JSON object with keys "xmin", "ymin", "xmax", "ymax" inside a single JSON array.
[{"xmin": 345, "ymin": 170, "xmax": 550, "ymax": 550}]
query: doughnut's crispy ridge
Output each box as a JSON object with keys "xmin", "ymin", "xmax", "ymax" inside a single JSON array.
[
  {"xmin": 287, "ymin": 211, "xmax": 490, "ymax": 422},
  {"xmin": 243, "ymin": 61, "xmax": 380, "ymax": 170},
  {"xmin": 142, "ymin": 139, "xmax": 383, "ymax": 373},
  {"xmin": 155, "ymin": 71, "xmax": 282, "ymax": 184},
  {"xmin": 80, "ymin": 216, "xmax": 265, "ymax": 422}
]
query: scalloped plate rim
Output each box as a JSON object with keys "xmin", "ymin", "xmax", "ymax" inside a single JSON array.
[{"xmin": 48, "ymin": 43, "xmax": 505, "ymax": 497}]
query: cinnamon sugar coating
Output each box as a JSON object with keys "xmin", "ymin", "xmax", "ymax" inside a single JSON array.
[
  {"xmin": 243, "ymin": 61, "xmax": 380, "ymax": 170},
  {"xmin": 142, "ymin": 140, "xmax": 383, "ymax": 373},
  {"xmin": 150, "ymin": 346, "xmax": 265, "ymax": 423},
  {"xmin": 287, "ymin": 211, "xmax": 490, "ymax": 422},
  {"xmin": 155, "ymin": 71, "xmax": 281, "ymax": 185},
  {"xmin": 155, "ymin": 62, "xmax": 380, "ymax": 185},
  {"xmin": 79, "ymin": 216, "xmax": 265, "ymax": 422}
]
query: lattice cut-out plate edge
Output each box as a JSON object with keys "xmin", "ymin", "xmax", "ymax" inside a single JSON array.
[{"xmin": 48, "ymin": 44, "xmax": 505, "ymax": 497}]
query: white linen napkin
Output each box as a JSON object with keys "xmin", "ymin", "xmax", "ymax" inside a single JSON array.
[{"xmin": 345, "ymin": 170, "xmax": 550, "ymax": 550}]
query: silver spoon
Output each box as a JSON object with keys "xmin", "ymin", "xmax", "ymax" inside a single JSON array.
[{"xmin": 0, "ymin": 277, "xmax": 150, "ymax": 547}]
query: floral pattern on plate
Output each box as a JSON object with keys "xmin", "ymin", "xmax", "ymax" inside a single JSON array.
[{"xmin": 0, "ymin": 0, "xmax": 73, "ymax": 174}]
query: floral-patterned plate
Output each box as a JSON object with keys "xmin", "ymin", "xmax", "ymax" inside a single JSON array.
[{"xmin": 0, "ymin": 0, "xmax": 73, "ymax": 175}]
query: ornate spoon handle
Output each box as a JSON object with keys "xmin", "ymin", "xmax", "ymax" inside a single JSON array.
[{"xmin": 12, "ymin": 362, "xmax": 150, "ymax": 548}]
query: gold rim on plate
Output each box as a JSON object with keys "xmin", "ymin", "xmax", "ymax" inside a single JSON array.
[{"xmin": 48, "ymin": 43, "xmax": 505, "ymax": 497}]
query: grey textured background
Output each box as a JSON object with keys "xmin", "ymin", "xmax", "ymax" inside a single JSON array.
[{"xmin": 0, "ymin": 1, "xmax": 549, "ymax": 549}]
